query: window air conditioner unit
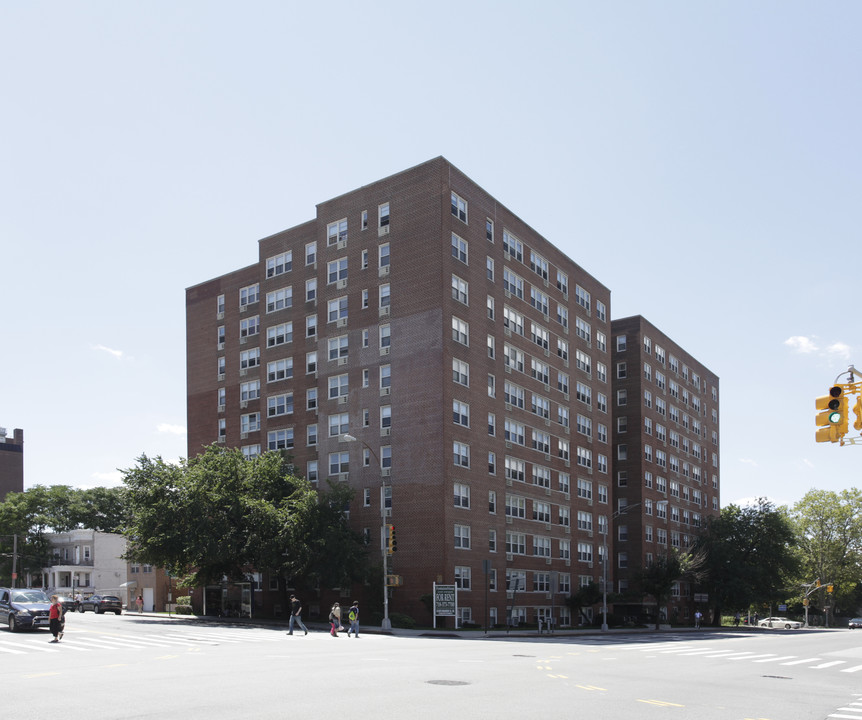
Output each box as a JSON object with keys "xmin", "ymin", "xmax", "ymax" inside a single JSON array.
[{"xmin": 378, "ymin": 225, "xmax": 390, "ymax": 237}]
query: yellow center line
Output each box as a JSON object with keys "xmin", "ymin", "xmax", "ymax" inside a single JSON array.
[
  {"xmin": 577, "ymin": 684, "xmax": 607, "ymax": 692},
  {"xmin": 24, "ymin": 672, "xmax": 61, "ymax": 679}
]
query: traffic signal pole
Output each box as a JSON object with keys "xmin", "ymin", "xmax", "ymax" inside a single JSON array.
[{"xmin": 815, "ymin": 365, "xmax": 862, "ymax": 446}]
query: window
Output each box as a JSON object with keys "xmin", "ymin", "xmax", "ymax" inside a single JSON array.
[
  {"xmin": 306, "ymin": 351, "xmax": 317, "ymax": 375},
  {"xmin": 504, "ymin": 420, "xmax": 525, "ymax": 446},
  {"xmin": 505, "ymin": 494, "xmax": 526, "ymax": 518},
  {"xmin": 327, "ymin": 258, "xmax": 348, "ymax": 284},
  {"xmin": 266, "ymin": 251, "xmax": 292, "ymax": 278},
  {"xmin": 577, "ymin": 542, "xmax": 592, "ymax": 563},
  {"xmin": 267, "ymin": 393, "xmax": 293, "ymax": 417},
  {"xmin": 454, "ymin": 566, "xmax": 471, "ymax": 590},
  {"xmin": 379, "ymin": 243, "xmax": 390, "ymax": 267},
  {"xmin": 454, "ymin": 483, "xmax": 470, "ymax": 508},
  {"xmin": 329, "ymin": 452, "xmax": 349, "ymax": 475},
  {"xmin": 596, "ymin": 300, "xmax": 607, "ymax": 322},
  {"xmin": 328, "ymin": 297, "xmax": 348, "ymax": 323},
  {"xmin": 533, "ymin": 501, "xmax": 551, "ymax": 523},
  {"xmin": 305, "ymin": 278, "xmax": 317, "ymax": 302},
  {"xmin": 505, "ymin": 457, "xmax": 525, "ymax": 483},
  {"xmin": 453, "ymin": 358, "xmax": 469, "ymax": 386},
  {"xmin": 453, "ymin": 400, "xmax": 470, "ymax": 427},
  {"xmin": 503, "ymin": 268, "xmax": 524, "ymax": 299},
  {"xmin": 503, "ymin": 230, "xmax": 523, "ymax": 261},
  {"xmin": 451, "ymin": 191, "xmax": 467, "ymax": 223},
  {"xmin": 379, "ymin": 324, "xmax": 391, "ymax": 349},
  {"xmin": 267, "ymin": 322, "xmax": 292, "ymax": 347},
  {"xmin": 379, "ymin": 284, "xmax": 391, "ymax": 307},
  {"xmin": 217, "ymin": 294, "xmax": 225, "ymax": 315},
  {"xmin": 328, "ymin": 412, "xmax": 349, "ymax": 437},
  {"xmin": 268, "ymin": 428, "xmax": 294, "ymax": 450},
  {"xmin": 240, "ymin": 380, "xmax": 260, "ymax": 402},
  {"xmin": 529, "ymin": 251, "xmax": 549, "ymax": 281},
  {"xmin": 531, "ymin": 358, "xmax": 549, "ymax": 385},
  {"xmin": 240, "ymin": 315, "xmax": 259, "ymax": 339},
  {"xmin": 240, "ymin": 284, "xmax": 259, "ymax": 308},
  {"xmin": 532, "ymin": 465, "xmax": 551, "ymax": 488},
  {"xmin": 266, "ymin": 287, "xmax": 293, "ymax": 313},
  {"xmin": 452, "ymin": 317, "xmax": 469, "ymax": 345},
  {"xmin": 452, "ymin": 275, "xmax": 469, "ymax": 304},
  {"xmin": 380, "ymin": 364, "xmax": 391, "ymax": 388},
  {"xmin": 307, "ymin": 423, "xmax": 318, "ymax": 446},
  {"xmin": 328, "ymin": 374, "xmax": 349, "ymax": 399},
  {"xmin": 530, "ymin": 287, "xmax": 549, "ymax": 316},
  {"xmin": 306, "ymin": 315, "xmax": 317, "ymax": 338},
  {"xmin": 328, "ymin": 335, "xmax": 349, "ymax": 361},
  {"xmin": 533, "ymin": 536, "xmax": 551, "ymax": 558},
  {"xmin": 489, "ymin": 491, "xmax": 497, "ymax": 514},
  {"xmin": 454, "ymin": 524, "xmax": 471, "ymax": 549},
  {"xmin": 506, "ymin": 532, "xmax": 527, "ymax": 556},
  {"xmin": 453, "ymin": 441, "xmax": 470, "ymax": 468},
  {"xmin": 381, "ymin": 405, "xmax": 391, "ymax": 429},
  {"xmin": 240, "ymin": 348, "xmax": 260, "ymax": 370},
  {"xmin": 306, "ymin": 388, "xmax": 317, "ymax": 411},
  {"xmin": 327, "ymin": 219, "xmax": 348, "ymax": 246},
  {"xmin": 379, "ymin": 203, "xmax": 390, "ymax": 227},
  {"xmin": 240, "ymin": 413, "xmax": 260, "ymax": 433},
  {"xmin": 267, "ymin": 358, "xmax": 293, "ymax": 382},
  {"xmin": 451, "ymin": 233, "xmax": 468, "ymax": 264}
]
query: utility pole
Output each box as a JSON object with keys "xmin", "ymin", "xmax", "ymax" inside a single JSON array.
[{"xmin": 11, "ymin": 534, "xmax": 18, "ymax": 588}]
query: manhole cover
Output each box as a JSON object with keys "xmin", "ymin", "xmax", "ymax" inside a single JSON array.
[{"xmin": 427, "ymin": 680, "xmax": 470, "ymax": 686}]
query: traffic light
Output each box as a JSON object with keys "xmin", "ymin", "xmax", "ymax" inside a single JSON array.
[
  {"xmin": 816, "ymin": 386, "xmax": 847, "ymax": 442},
  {"xmin": 387, "ymin": 524, "xmax": 397, "ymax": 554},
  {"xmin": 854, "ymin": 394, "xmax": 862, "ymax": 432},
  {"xmin": 827, "ymin": 585, "xmax": 834, "ymax": 593}
]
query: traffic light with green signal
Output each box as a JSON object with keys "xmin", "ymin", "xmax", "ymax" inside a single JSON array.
[
  {"xmin": 816, "ymin": 386, "xmax": 848, "ymax": 443},
  {"xmin": 387, "ymin": 524, "xmax": 397, "ymax": 554}
]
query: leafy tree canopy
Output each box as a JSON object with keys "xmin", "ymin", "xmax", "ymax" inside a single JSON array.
[
  {"xmin": 696, "ymin": 497, "xmax": 798, "ymax": 616},
  {"xmin": 121, "ymin": 445, "xmax": 368, "ymax": 588}
]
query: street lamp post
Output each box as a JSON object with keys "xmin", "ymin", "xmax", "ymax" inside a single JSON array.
[
  {"xmin": 601, "ymin": 500, "xmax": 667, "ymax": 632},
  {"xmin": 342, "ymin": 434, "xmax": 391, "ymax": 631}
]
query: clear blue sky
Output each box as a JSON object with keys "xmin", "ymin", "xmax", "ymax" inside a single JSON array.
[{"xmin": 2, "ymin": 1, "xmax": 859, "ymax": 508}]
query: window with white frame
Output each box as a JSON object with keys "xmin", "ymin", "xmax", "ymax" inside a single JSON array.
[
  {"xmin": 451, "ymin": 233, "xmax": 468, "ymax": 263},
  {"xmin": 327, "ymin": 219, "xmax": 348, "ymax": 246},
  {"xmin": 451, "ymin": 192, "xmax": 467, "ymax": 223},
  {"xmin": 453, "ymin": 399, "xmax": 470, "ymax": 427},
  {"xmin": 452, "ymin": 316, "xmax": 469, "ymax": 345},
  {"xmin": 267, "ymin": 322, "xmax": 292, "ymax": 347},
  {"xmin": 454, "ymin": 524, "xmax": 471, "ymax": 549},
  {"xmin": 268, "ymin": 428, "xmax": 294, "ymax": 450},
  {"xmin": 453, "ymin": 358, "xmax": 469, "ymax": 386},
  {"xmin": 454, "ymin": 566, "xmax": 471, "ymax": 590},
  {"xmin": 453, "ymin": 441, "xmax": 470, "ymax": 468},
  {"xmin": 240, "ymin": 284, "xmax": 259, "ymax": 308},
  {"xmin": 454, "ymin": 482, "xmax": 470, "ymax": 508},
  {"xmin": 266, "ymin": 287, "xmax": 293, "ymax": 313},
  {"xmin": 452, "ymin": 274, "xmax": 468, "ymax": 304}
]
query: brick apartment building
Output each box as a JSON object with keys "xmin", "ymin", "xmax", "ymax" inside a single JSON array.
[
  {"xmin": 186, "ymin": 157, "xmax": 718, "ymax": 627},
  {"xmin": 0, "ymin": 427, "xmax": 24, "ymax": 501},
  {"xmin": 610, "ymin": 316, "xmax": 720, "ymax": 623}
]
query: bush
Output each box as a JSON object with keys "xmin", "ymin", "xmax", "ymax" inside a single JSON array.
[
  {"xmin": 175, "ymin": 596, "xmax": 193, "ymax": 615},
  {"xmin": 389, "ymin": 612, "xmax": 416, "ymax": 629}
]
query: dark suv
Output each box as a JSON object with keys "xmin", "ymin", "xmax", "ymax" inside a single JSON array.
[
  {"xmin": 80, "ymin": 594, "xmax": 123, "ymax": 615},
  {"xmin": 0, "ymin": 588, "xmax": 52, "ymax": 632}
]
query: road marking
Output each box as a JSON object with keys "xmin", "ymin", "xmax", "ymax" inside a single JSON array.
[
  {"xmin": 0, "ymin": 640, "xmax": 60, "ymax": 653},
  {"xmin": 781, "ymin": 657, "xmax": 821, "ymax": 665},
  {"xmin": 547, "ymin": 674, "xmax": 569, "ymax": 679},
  {"xmin": 101, "ymin": 663, "xmax": 128, "ymax": 668},
  {"xmin": 811, "ymin": 661, "xmax": 846, "ymax": 669},
  {"xmin": 156, "ymin": 654, "xmax": 179, "ymax": 659},
  {"xmin": 754, "ymin": 655, "xmax": 798, "ymax": 663},
  {"xmin": 576, "ymin": 684, "xmax": 606, "ymax": 691},
  {"xmin": 638, "ymin": 699, "xmax": 685, "ymax": 707},
  {"xmin": 0, "ymin": 645, "xmax": 26, "ymax": 654},
  {"xmin": 729, "ymin": 654, "xmax": 776, "ymax": 661},
  {"xmin": 675, "ymin": 649, "xmax": 718, "ymax": 656},
  {"xmin": 840, "ymin": 666, "xmax": 862, "ymax": 673},
  {"xmin": 828, "ymin": 715, "xmax": 862, "ymax": 719},
  {"xmin": 23, "ymin": 671, "xmax": 61, "ymax": 678}
]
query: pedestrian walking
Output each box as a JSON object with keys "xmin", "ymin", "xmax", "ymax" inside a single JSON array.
[
  {"xmin": 74, "ymin": 591, "xmax": 83, "ymax": 612},
  {"xmin": 694, "ymin": 610, "xmax": 702, "ymax": 629},
  {"xmin": 329, "ymin": 602, "xmax": 342, "ymax": 636},
  {"xmin": 346, "ymin": 601, "xmax": 360, "ymax": 638},
  {"xmin": 136, "ymin": 594, "xmax": 143, "ymax": 613},
  {"xmin": 286, "ymin": 594, "xmax": 308, "ymax": 636},
  {"xmin": 49, "ymin": 595, "xmax": 64, "ymax": 643},
  {"xmin": 734, "ymin": 612, "xmax": 741, "ymax": 627}
]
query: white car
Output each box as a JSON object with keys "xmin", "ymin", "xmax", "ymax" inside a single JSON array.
[{"xmin": 759, "ymin": 616, "xmax": 801, "ymax": 629}]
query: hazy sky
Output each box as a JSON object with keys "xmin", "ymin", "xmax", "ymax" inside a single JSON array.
[{"xmin": 2, "ymin": 1, "xmax": 859, "ymax": 508}]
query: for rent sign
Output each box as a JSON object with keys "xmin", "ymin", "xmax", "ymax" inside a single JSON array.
[{"xmin": 433, "ymin": 583, "xmax": 457, "ymax": 628}]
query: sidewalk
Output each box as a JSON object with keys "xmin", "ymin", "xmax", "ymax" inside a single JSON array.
[{"xmin": 124, "ymin": 610, "xmax": 739, "ymax": 639}]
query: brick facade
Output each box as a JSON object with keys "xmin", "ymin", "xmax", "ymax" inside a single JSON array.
[
  {"xmin": 186, "ymin": 158, "xmax": 717, "ymax": 627},
  {"xmin": 610, "ymin": 316, "xmax": 720, "ymax": 623}
]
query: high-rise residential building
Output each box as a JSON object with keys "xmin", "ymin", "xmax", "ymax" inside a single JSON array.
[
  {"xmin": 0, "ymin": 427, "xmax": 24, "ymax": 500},
  {"xmin": 186, "ymin": 157, "xmax": 616, "ymax": 626},
  {"xmin": 609, "ymin": 315, "xmax": 720, "ymax": 624}
]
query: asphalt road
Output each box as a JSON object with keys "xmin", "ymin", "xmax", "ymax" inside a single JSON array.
[{"xmin": 4, "ymin": 614, "xmax": 862, "ymax": 720}]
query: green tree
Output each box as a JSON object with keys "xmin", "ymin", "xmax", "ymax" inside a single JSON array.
[
  {"xmin": 566, "ymin": 580, "xmax": 602, "ymax": 626},
  {"xmin": 121, "ymin": 445, "xmax": 368, "ymax": 588},
  {"xmin": 637, "ymin": 550, "xmax": 705, "ymax": 629},
  {"xmin": 0, "ymin": 484, "xmax": 127, "ymax": 584},
  {"xmin": 696, "ymin": 498, "xmax": 798, "ymax": 624},
  {"xmin": 790, "ymin": 488, "xmax": 862, "ymax": 620}
]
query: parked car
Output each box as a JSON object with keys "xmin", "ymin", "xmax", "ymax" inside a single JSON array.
[
  {"xmin": 759, "ymin": 616, "xmax": 802, "ymax": 629},
  {"xmin": 849, "ymin": 617, "xmax": 862, "ymax": 629},
  {"xmin": 0, "ymin": 588, "xmax": 52, "ymax": 632},
  {"xmin": 80, "ymin": 594, "xmax": 123, "ymax": 615},
  {"xmin": 56, "ymin": 595, "xmax": 78, "ymax": 613}
]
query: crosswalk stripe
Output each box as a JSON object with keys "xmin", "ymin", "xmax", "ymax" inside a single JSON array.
[
  {"xmin": 754, "ymin": 655, "xmax": 797, "ymax": 663},
  {"xmin": 781, "ymin": 657, "xmax": 821, "ymax": 665},
  {"xmin": 840, "ymin": 666, "xmax": 862, "ymax": 673},
  {"xmin": 811, "ymin": 661, "xmax": 846, "ymax": 669}
]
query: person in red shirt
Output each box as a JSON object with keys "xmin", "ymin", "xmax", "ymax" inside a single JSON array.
[{"xmin": 49, "ymin": 595, "xmax": 64, "ymax": 643}]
